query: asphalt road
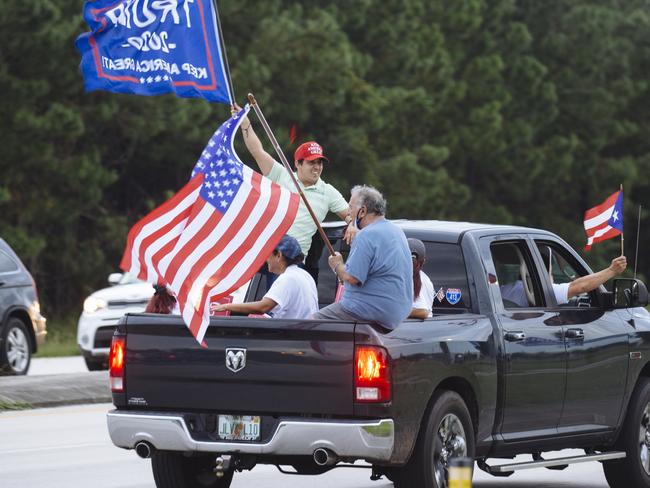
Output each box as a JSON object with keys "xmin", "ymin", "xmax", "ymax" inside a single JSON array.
[{"xmin": 0, "ymin": 403, "xmax": 613, "ymax": 488}]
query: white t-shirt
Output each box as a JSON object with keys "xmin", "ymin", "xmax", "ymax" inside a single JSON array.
[
  {"xmin": 552, "ymin": 282, "xmax": 570, "ymax": 305},
  {"xmin": 413, "ymin": 271, "xmax": 435, "ymax": 318},
  {"xmin": 499, "ymin": 280, "xmax": 571, "ymax": 307},
  {"xmin": 264, "ymin": 265, "xmax": 318, "ymax": 319},
  {"xmin": 500, "ymin": 280, "xmax": 529, "ymax": 307}
]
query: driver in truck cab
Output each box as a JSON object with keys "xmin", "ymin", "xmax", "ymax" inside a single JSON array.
[{"xmin": 493, "ymin": 243, "xmax": 627, "ymax": 307}]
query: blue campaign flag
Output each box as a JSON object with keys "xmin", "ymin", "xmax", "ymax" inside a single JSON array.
[{"xmin": 75, "ymin": 0, "xmax": 232, "ymax": 104}]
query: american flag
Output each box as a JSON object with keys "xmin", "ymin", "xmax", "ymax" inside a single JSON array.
[
  {"xmin": 583, "ymin": 190, "xmax": 624, "ymax": 250},
  {"xmin": 434, "ymin": 287, "xmax": 445, "ymax": 303},
  {"xmin": 120, "ymin": 106, "xmax": 300, "ymax": 344}
]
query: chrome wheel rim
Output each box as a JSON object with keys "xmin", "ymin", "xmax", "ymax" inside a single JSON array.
[
  {"xmin": 433, "ymin": 413, "xmax": 468, "ymax": 487},
  {"xmin": 6, "ymin": 325, "xmax": 29, "ymax": 373},
  {"xmin": 640, "ymin": 402, "xmax": 650, "ymax": 475}
]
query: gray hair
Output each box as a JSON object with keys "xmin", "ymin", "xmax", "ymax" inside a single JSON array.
[{"xmin": 351, "ymin": 185, "xmax": 386, "ymax": 216}]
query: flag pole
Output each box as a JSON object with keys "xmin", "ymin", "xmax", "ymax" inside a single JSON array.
[
  {"xmin": 211, "ymin": 0, "xmax": 236, "ymax": 104},
  {"xmin": 621, "ymin": 183, "xmax": 625, "ymax": 256},
  {"xmin": 247, "ymin": 93, "xmax": 337, "ymax": 257},
  {"xmin": 634, "ymin": 205, "xmax": 641, "ymax": 280},
  {"xmin": 620, "ymin": 184, "xmax": 624, "ymax": 256}
]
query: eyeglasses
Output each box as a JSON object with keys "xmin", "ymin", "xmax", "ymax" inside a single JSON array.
[{"xmin": 411, "ymin": 253, "xmax": 418, "ymax": 260}]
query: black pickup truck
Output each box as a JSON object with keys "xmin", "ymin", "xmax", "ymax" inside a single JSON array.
[{"xmin": 107, "ymin": 220, "xmax": 650, "ymax": 488}]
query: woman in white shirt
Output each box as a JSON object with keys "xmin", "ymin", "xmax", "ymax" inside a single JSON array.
[
  {"xmin": 407, "ymin": 238, "xmax": 435, "ymax": 319},
  {"xmin": 213, "ymin": 235, "xmax": 318, "ymax": 319}
]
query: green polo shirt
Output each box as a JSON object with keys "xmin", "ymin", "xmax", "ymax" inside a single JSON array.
[{"xmin": 268, "ymin": 161, "xmax": 348, "ymax": 255}]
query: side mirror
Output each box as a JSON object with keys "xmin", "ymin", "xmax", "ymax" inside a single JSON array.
[
  {"xmin": 613, "ymin": 278, "xmax": 650, "ymax": 308},
  {"xmin": 108, "ymin": 273, "xmax": 123, "ymax": 285}
]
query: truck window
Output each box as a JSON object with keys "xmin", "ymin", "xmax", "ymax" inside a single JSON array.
[
  {"xmin": 422, "ymin": 242, "xmax": 472, "ymax": 312},
  {"xmin": 245, "ymin": 226, "xmax": 348, "ymax": 307},
  {"xmin": 491, "ymin": 242, "xmax": 545, "ymax": 309},
  {"xmin": 535, "ymin": 241, "xmax": 595, "ymax": 307},
  {"xmin": 316, "ymin": 244, "xmax": 349, "ymax": 307}
]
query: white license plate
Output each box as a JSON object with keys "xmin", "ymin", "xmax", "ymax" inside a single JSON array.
[{"xmin": 217, "ymin": 415, "xmax": 261, "ymax": 441}]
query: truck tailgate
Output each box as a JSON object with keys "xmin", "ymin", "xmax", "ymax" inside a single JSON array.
[{"xmin": 122, "ymin": 315, "xmax": 355, "ymax": 416}]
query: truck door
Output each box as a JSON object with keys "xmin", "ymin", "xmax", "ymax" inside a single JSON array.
[
  {"xmin": 532, "ymin": 239, "xmax": 629, "ymax": 432},
  {"xmin": 483, "ymin": 237, "xmax": 567, "ymax": 441}
]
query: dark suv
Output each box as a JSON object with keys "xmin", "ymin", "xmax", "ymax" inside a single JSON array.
[{"xmin": 0, "ymin": 238, "xmax": 46, "ymax": 375}]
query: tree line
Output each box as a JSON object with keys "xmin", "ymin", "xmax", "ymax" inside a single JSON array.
[{"xmin": 1, "ymin": 0, "xmax": 649, "ymax": 321}]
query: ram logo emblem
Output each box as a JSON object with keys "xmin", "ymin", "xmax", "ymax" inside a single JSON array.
[{"xmin": 225, "ymin": 348, "xmax": 247, "ymax": 373}]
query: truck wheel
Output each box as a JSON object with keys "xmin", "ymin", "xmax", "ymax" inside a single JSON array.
[
  {"xmin": 603, "ymin": 378, "xmax": 650, "ymax": 488},
  {"xmin": 0, "ymin": 318, "xmax": 31, "ymax": 375},
  {"xmin": 151, "ymin": 451, "xmax": 234, "ymax": 488},
  {"xmin": 395, "ymin": 390, "xmax": 475, "ymax": 488}
]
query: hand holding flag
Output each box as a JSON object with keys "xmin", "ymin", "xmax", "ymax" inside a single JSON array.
[
  {"xmin": 120, "ymin": 107, "xmax": 300, "ymax": 344},
  {"xmin": 583, "ymin": 190, "xmax": 624, "ymax": 250}
]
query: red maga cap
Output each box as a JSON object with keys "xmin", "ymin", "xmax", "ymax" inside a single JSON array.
[{"xmin": 294, "ymin": 141, "xmax": 329, "ymax": 163}]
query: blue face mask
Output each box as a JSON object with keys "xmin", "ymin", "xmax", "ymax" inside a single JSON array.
[{"xmin": 355, "ymin": 208, "xmax": 365, "ymax": 230}]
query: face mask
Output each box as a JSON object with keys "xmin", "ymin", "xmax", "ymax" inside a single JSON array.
[{"xmin": 355, "ymin": 208, "xmax": 364, "ymax": 230}]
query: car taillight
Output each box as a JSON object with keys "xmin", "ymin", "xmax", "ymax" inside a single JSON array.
[
  {"xmin": 355, "ymin": 345, "xmax": 391, "ymax": 403},
  {"xmin": 109, "ymin": 335, "xmax": 126, "ymax": 392}
]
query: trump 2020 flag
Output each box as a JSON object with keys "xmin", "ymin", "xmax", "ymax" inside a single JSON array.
[
  {"xmin": 583, "ymin": 190, "xmax": 624, "ymax": 250},
  {"xmin": 120, "ymin": 106, "xmax": 300, "ymax": 344},
  {"xmin": 75, "ymin": 0, "xmax": 232, "ymax": 103}
]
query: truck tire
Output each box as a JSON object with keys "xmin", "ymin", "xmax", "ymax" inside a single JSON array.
[
  {"xmin": 394, "ymin": 390, "xmax": 475, "ymax": 488},
  {"xmin": 603, "ymin": 377, "xmax": 650, "ymax": 488},
  {"xmin": 151, "ymin": 451, "xmax": 234, "ymax": 488},
  {"xmin": 0, "ymin": 317, "xmax": 31, "ymax": 375}
]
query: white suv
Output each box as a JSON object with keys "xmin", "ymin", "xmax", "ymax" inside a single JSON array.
[
  {"xmin": 77, "ymin": 272, "xmax": 153, "ymax": 370},
  {"xmin": 77, "ymin": 272, "xmax": 252, "ymax": 370}
]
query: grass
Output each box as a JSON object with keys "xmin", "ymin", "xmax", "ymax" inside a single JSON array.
[
  {"xmin": 34, "ymin": 316, "xmax": 80, "ymax": 358},
  {"xmin": 0, "ymin": 400, "xmax": 32, "ymax": 411}
]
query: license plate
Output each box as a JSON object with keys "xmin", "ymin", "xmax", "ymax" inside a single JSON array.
[{"xmin": 217, "ymin": 415, "xmax": 261, "ymax": 441}]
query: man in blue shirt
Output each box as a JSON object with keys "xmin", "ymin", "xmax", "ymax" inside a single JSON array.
[{"xmin": 313, "ymin": 185, "xmax": 413, "ymax": 329}]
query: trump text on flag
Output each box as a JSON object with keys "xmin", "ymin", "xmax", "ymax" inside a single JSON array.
[{"xmin": 76, "ymin": 0, "xmax": 232, "ymax": 103}]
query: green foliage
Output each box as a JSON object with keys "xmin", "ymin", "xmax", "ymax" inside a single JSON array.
[
  {"xmin": 35, "ymin": 316, "xmax": 79, "ymax": 357},
  {"xmin": 0, "ymin": 401, "xmax": 32, "ymax": 411},
  {"xmin": 1, "ymin": 0, "xmax": 650, "ymax": 319}
]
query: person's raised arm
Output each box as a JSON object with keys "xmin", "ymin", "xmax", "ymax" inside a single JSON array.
[
  {"xmin": 231, "ymin": 104, "xmax": 276, "ymax": 176},
  {"xmin": 567, "ymin": 255, "xmax": 627, "ymax": 299}
]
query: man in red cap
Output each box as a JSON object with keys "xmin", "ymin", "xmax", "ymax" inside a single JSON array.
[{"xmin": 233, "ymin": 105, "xmax": 356, "ymax": 281}]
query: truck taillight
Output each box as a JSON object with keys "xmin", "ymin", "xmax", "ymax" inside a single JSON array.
[
  {"xmin": 355, "ymin": 345, "xmax": 391, "ymax": 403},
  {"xmin": 109, "ymin": 335, "xmax": 125, "ymax": 392}
]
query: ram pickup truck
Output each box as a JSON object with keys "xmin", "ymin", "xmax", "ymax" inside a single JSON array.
[{"xmin": 107, "ymin": 220, "xmax": 650, "ymax": 488}]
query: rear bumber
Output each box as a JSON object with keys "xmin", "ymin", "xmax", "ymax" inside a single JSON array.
[{"xmin": 107, "ymin": 409, "xmax": 394, "ymax": 462}]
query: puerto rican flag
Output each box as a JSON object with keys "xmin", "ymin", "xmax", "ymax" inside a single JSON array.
[
  {"xmin": 583, "ymin": 190, "xmax": 624, "ymax": 250},
  {"xmin": 120, "ymin": 106, "xmax": 299, "ymax": 344}
]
